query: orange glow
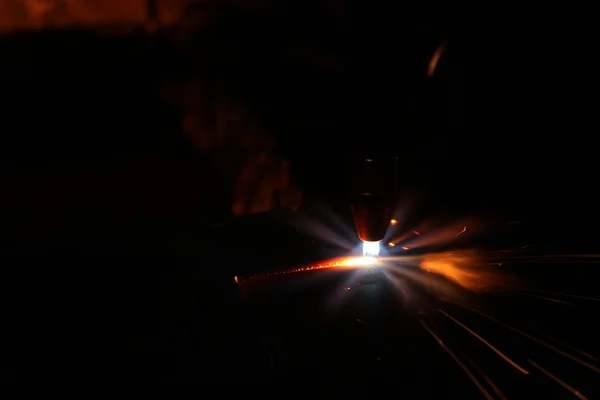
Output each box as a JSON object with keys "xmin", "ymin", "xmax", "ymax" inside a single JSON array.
[
  {"xmin": 388, "ymin": 242, "xmax": 395, "ymax": 247},
  {"xmin": 420, "ymin": 250, "xmax": 503, "ymax": 292},
  {"xmin": 428, "ymin": 40, "xmax": 446, "ymax": 77},
  {"xmin": 413, "ymin": 231, "xmax": 421, "ymax": 235},
  {"xmin": 0, "ymin": 0, "xmax": 151, "ymax": 33},
  {"xmin": 390, "ymin": 219, "xmax": 397, "ymax": 225},
  {"xmin": 402, "ymin": 246, "xmax": 410, "ymax": 250},
  {"xmin": 0, "ymin": 0, "xmax": 234, "ymax": 33},
  {"xmin": 257, "ymin": 256, "xmax": 378, "ymax": 277}
]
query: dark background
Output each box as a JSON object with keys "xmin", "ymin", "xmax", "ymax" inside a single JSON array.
[
  {"xmin": 1, "ymin": 6, "xmax": 597, "ymax": 254},
  {"xmin": 0, "ymin": 4, "xmax": 598, "ymax": 382},
  {"xmin": 2, "ymin": 22, "xmax": 597, "ymax": 255}
]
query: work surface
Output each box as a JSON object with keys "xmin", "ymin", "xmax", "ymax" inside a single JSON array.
[
  {"xmin": 242, "ymin": 262, "xmax": 599, "ymax": 396},
  {"xmin": 2, "ymin": 258, "xmax": 599, "ymax": 393}
]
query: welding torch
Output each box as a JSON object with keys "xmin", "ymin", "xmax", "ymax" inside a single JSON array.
[{"xmin": 348, "ymin": 154, "xmax": 398, "ymax": 255}]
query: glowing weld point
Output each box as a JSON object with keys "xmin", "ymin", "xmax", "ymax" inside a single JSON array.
[
  {"xmin": 342, "ymin": 257, "xmax": 377, "ymax": 266},
  {"xmin": 363, "ymin": 241, "xmax": 380, "ymax": 256}
]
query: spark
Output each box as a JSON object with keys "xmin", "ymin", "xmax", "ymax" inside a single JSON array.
[
  {"xmin": 528, "ymin": 360, "xmax": 588, "ymax": 400},
  {"xmin": 439, "ymin": 309, "xmax": 529, "ymax": 374},
  {"xmin": 420, "ymin": 319, "xmax": 494, "ymax": 400},
  {"xmin": 453, "ymin": 226, "xmax": 467, "ymax": 238},
  {"xmin": 247, "ymin": 256, "xmax": 379, "ymax": 278},
  {"xmin": 447, "ymin": 300, "xmax": 600, "ymax": 374}
]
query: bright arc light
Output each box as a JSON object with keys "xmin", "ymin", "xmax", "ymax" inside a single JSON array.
[
  {"xmin": 362, "ymin": 241, "xmax": 380, "ymax": 256},
  {"xmin": 341, "ymin": 256, "xmax": 377, "ymax": 266}
]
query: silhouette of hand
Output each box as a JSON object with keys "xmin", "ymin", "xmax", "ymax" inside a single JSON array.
[{"xmin": 173, "ymin": 78, "xmax": 302, "ymax": 216}]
